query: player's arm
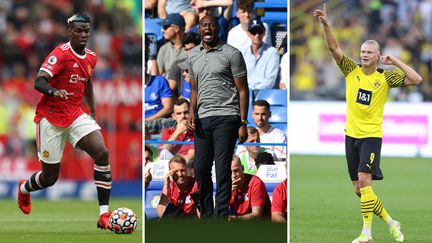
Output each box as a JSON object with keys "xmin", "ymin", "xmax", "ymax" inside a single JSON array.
[
  {"xmin": 160, "ymin": 123, "xmax": 186, "ymax": 150},
  {"xmin": 234, "ymin": 75, "xmax": 249, "ymax": 144},
  {"xmin": 156, "ymin": 170, "xmax": 174, "ymax": 218},
  {"xmin": 34, "ymin": 70, "xmax": 73, "ymax": 99},
  {"xmin": 84, "ymin": 78, "xmax": 96, "ymax": 118},
  {"xmin": 271, "ymin": 211, "xmax": 286, "ymax": 223},
  {"xmin": 313, "ymin": 3, "xmax": 344, "ymax": 64},
  {"xmin": 380, "ymin": 55, "xmax": 423, "ymax": 86},
  {"xmin": 237, "ymin": 205, "xmax": 264, "ymax": 220}
]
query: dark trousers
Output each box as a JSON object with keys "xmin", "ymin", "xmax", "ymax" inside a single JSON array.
[{"xmin": 194, "ymin": 115, "xmax": 240, "ymax": 218}]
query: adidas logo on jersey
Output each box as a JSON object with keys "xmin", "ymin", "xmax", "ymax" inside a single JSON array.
[{"xmin": 73, "ymin": 63, "xmax": 79, "ymax": 68}]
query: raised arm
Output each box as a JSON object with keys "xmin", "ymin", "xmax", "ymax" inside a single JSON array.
[
  {"xmin": 157, "ymin": 0, "xmax": 167, "ymax": 19},
  {"xmin": 313, "ymin": 3, "xmax": 344, "ymax": 64},
  {"xmin": 380, "ymin": 55, "xmax": 423, "ymax": 86}
]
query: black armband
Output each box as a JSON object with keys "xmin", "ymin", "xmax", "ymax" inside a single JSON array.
[{"xmin": 35, "ymin": 76, "xmax": 57, "ymax": 96}]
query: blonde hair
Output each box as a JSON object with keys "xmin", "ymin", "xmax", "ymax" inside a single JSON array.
[
  {"xmin": 362, "ymin": 40, "xmax": 381, "ymax": 52},
  {"xmin": 168, "ymin": 155, "xmax": 187, "ymax": 169}
]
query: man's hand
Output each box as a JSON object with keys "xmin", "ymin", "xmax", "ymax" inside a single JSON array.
[
  {"xmin": 232, "ymin": 176, "xmax": 242, "ymax": 190},
  {"xmin": 175, "ymin": 120, "xmax": 189, "ymax": 134},
  {"xmin": 187, "ymin": 112, "xmax": 195, "ymax": 130},
  {"xmin": 54, "ymin": 89, "xmax": 74, "ymax": 100},
  {"xmin": 238, "ymin": 125, "xmax": 247, "ymax": 144},
  {"xmin": 164, "ymin": 169, "xmax": 176, "ymax": 185},
  {"xmin": 145, "ymin": 168, "xmax": 152, "ymax": 187},
  {"xmin": 312, "ymin": 3, "xmax": 328, "ymax": 25},
  {"xmin": 380, "ymin": 55, "xmax": 396, "ymax": 65}
]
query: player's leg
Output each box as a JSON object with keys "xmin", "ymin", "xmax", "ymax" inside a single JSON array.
[
  {"xmin": 346, "ymin": 136, "xmax": 361, "ymax": 197},
  {"xmin": 76, "ymin": 130, "xmax": 111, "ymax": 228},
  {"xmin": 346, "ymin": 136, "xmax": 373, "ymax": 242},
  {"xmin": 359, "ymin": 138, "xmax": 404, "ymax": 242},
  {"xmin": 212, "ymin": 115, "xmax": 240, "ymax": 218},
  {"xmin": 193, "ymin": 116, "xmax": 215, "ymax": 218},
  {"xmin": 69, "ymin": 114, "xmax": 111, "ymax": 229},
  {"xmin": 18, "ymin": 118, "xmax": 66, "ymax": 214}
]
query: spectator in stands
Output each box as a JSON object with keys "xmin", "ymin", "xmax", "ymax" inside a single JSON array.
[
  {"xmin": 227, "ymin": 0, "xmax": 272, "ymax": 51},
  {"xmin": 145, "ymin": 34, "xmax": 173, "ymax": 121},
  {"xmin": 167, "ymin": 32, "xmax": 201, "ymax": 98},
  {"xmin": 190, "ymin": 0, "xmax": 233, "ymax": 42},
  {"xmin": 252, "ymin": 100, "xmax": 287, "ymax": 161},
  {"xmin": 157, "ymin": 155, "xmax": 200, "ymax": 218},
  {"xmin": 158, "ymin": 0, "xmax": 198, "ymax": 32},
  {"xmin": 255, "ymin": 151, "xmax": 275, "ymax": 169},
  {"xmin": 178, "ymin": 61, "xmax": 192, "ymax": 100},
  {"xmin": 279, "ymin": 52, "xmax": 288, "ymax": 90},
  {"xmin": 229, "ymin": 155, "xmax": 271, "ymax": 220},
  {"xmin": 271, "ymin": 179, "xmax": 287, "ymax": 223},
  {"xmin": 159, "ymin": 98, "xmax": 195, "ymax": 162},
  {"xmin": 157, "ymin": 13, "xmax": 186, "ymax": 76},
  {"xmin": 144, "ymin": 145, "xmax": 153, "ymax": 189},
  {"xmin": 236, "ymin": 126, "xmax": 270, "ymax": 175},
  {"xmin": 241, "ymin": 17, "xmax": 280, "ymax": 91}
]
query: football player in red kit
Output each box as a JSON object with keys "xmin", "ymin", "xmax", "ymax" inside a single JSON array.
[
  {"xmin": 17, "ymin": 13, "xmax": 113, "ymax": 230},
  {"xmin": 229, "ymin": 155, "xmax": 271, "ymax": 220}
]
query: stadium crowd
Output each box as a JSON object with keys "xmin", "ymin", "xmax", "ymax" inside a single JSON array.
[
  {"xmin": 0, "ymin": 0, "xmax": 142, "ymax": 180},
  {"xmin": 291, "ymin": 0, "xmax": 432, "ymax": 102},
  {"xmin": 144, "ymin": 0, "xmax": 288, "ymax": 222}
]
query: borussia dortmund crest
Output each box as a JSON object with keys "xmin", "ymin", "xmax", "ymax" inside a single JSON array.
[{"xmin": 374, "ymin": 79, "xmax": 381, "ymax": 88}]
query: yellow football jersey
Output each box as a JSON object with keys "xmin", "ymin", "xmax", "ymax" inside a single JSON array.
[{"xmin": 338, "ymin": 56, "xmax": 405, "ymax": 138}]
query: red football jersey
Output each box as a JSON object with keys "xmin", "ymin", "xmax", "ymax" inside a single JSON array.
[
  {"xmin": 160, "ymin": 128, "xmax": 194, "ymax": 155},
  {"xmin": 166, "ymin": 177, "xmax": 199, "ymax": 217},
  {"xmin": 230, "ymin": 174, "xmax": 271, "ymax": 217},
  {"xmin": 271, "ymin": 179, "xmax": 287, "ymax": 214},
  {"xmin": 34, "ymin": 42, "xmax": 97, "ymax": 127}
]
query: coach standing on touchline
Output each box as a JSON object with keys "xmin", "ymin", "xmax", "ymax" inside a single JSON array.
[{"xmin": 187, "ymin": 15, "xmax": 249, "ymax": 218}]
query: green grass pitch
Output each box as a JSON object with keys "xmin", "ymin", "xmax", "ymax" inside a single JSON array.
[
  {"xmin": 0, "ymin": 198, "xmax": 142, "ymax": 243},
  {"xmin": 291, "ymin": 154, "xmax": 432, "ymax": 242}
]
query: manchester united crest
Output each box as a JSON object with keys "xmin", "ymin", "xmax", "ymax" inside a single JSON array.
[{"xmin": 43, "ymin": 151, "xmax": 49, "ymax": 158}]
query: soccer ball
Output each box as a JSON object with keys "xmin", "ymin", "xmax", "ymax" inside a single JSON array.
[{"xmin": 109, "ymin": 207, "xmax": 138, "ymax": 234}]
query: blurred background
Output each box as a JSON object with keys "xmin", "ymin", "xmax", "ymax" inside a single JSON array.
[{"xmin": 0, "ymin": 0, "xmax": 142, "ymax": 200}]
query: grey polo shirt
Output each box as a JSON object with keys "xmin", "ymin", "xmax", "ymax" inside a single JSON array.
[
  {"xmin": 157, "ymin": 41, "xmax": 185, "ymax": 75},
  {"xmin": 187, "ymin": 42, "xmax": 247, "ymax": 118}
]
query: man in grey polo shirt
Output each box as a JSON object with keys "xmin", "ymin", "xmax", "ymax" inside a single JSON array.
[
  {"xmin": 157, "ymin": 13, "xmax": 186, "ymax": 76},
  {"xmin": 186, "ymin": 15, "xmax": 249, "ymax": 218}
]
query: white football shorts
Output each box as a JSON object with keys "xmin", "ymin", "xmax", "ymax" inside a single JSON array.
[{"xmin": 36, "ymin": 114, "xmax": 101, "ymax": 164}]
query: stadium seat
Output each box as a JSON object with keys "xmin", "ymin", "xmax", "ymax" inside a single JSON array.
[
  {"xmin": 145, "ymin": 188, "xmax": 162, "ymax": 220},
  {"xmin": 145, "ymin": 17, "xmax": 163, "ymax": 41},
  {"xmin": 269, "ymin": 105, "xmax": 287, "ymax": 123},
  {"xmin": 255, "ymin": 89, "xmax": 287, "ymax": 106}
]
